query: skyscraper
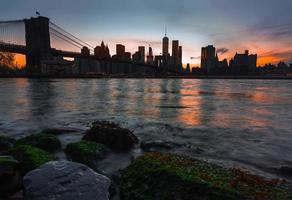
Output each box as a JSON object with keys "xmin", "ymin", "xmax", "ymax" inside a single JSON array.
[
  {"xmin": 172, "ymin": 40, "xmax": 179, "ymax": 67},
  {"xmin": 179, "ymin": 46, "xmax": 182, "ymax": 64},
  {"xmin": 231, "ymin": 50, "xmax": 257, "ymax": 73},
  {"xmin": 201, "ymin": 45, "xmax": 216, "ymax": 72},
  {"xmin": 162, "ymin": 27, "xmax": 170, "ymax": 67},
  {"xmin": 138, "ymin": 46, "xmax": 145, "ymax": 63},
  {"xmin": 146, "ymin": 46, "xmax": 154, "ymax": 65},
  {"xmin": 116, "ymin": 44, "xmax": 125, "ymax": 58}
]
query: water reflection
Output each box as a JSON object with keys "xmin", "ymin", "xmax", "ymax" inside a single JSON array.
[{"xmin": 27, "ymin": 79, "xmax": 56, "ymax": 125}]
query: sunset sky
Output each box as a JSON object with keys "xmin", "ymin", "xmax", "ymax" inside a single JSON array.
[{"xmin": 1, "ymin": 0, "xmax": 292, "ymax": 67}]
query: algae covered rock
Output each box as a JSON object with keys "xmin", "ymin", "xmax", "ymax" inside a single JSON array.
[
  {"xmin": 0, "ymin": 135, "xmax": 16, "ymax": 153},
  {"xmin": 82, "ymin": 121, "xmax": 138, "ymax": 151},
  {"xmin": 65, "ymin": 141, "xmax": 107, "ymax": 168},
  {"xmin": 9, "ymin": 145, "xmax": 54, "ymax": 175},
  {"xmin": 15, "ymin": 134, "xmax": 61, "ymax": 153},
  {"xmin": 23, "ymin": 160, "xmax": 111, "ymax": 200},
  {"xmin": 120, "ymin": 152, "xmax": 292, "ymax": 200},
  {"xmin": 0, "ymin": 156, "xmax": 22, "ymax": 197}
]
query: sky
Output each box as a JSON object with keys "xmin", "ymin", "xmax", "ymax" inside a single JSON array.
[{"xmin": 1, "ymin": 0, "xmax": 292, "ymax": 67}]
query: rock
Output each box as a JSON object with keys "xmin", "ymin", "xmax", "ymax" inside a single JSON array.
[
  {"xmin": 65, "ymin": 141, "xmax": 107, "ymax": 168},
  {"xmin": 23, "ymin": 161, "xmax": 111, "ymax": 200},
  {"xmin": 0, "ymin": 135, "xmax": 16, "ymax": 153},
  {"xmin": 15, "ymin": 134, "xmax": 61, "ymax": 153},
  {"xmin": 82, "ymin": 121, "xmax": 138, "ymax": 151},
  {"xmin": 140, "ymin": 140, "xmax": 180, "ymax": 152},
  {"xmin": 9, "ymin": 145, "xmax": 54, "ymax": 175},
  {"xmin": 278, "ymin": 166, "xmax": 292, "ymax": 177},
  {"xmin": 120, "ymin": 152, "xmax": 292, "ymax": 200},
  {"xmin": 0, "ymin": 156, "xmax": 22, "ymax": 197}
]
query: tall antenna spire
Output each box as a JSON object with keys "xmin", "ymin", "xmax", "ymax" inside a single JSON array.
[{"xmin": 165, "ymin": 25, "xmax": 167, "ymax": 37}]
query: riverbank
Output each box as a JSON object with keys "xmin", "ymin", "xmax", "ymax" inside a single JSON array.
[
  {"xmin": 0, "ymin": 74, "xmax": 292, "ymax": 79},
  {"xmin": 1, "ymin": 121, "xmax": 292, "ymax": 199}
]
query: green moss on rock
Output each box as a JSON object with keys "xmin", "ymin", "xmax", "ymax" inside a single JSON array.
[
  {"xmin": 65, "ymin": 141, "xmax": 107, "ymax": 168},
  {"xmin": 9, "ymin": 145, "xmax": 54, "ymax": 175},
  {"xmin": 82, "ymin": 121, "xmax": 138, "ymax": 151},
  {"xmin": 120, "ymin": 152, "xmax": 292, "ymax": 200},
  {"xmin": 15, "ymin": 134, "xmax": 61, "ymax": 153}
]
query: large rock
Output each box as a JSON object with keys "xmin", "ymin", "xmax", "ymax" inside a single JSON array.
[
  {"xmin": 15, "ymin": 134, "xmax": 61, "ymax": 153},
  {"xmin": 0, "ymin": 135, "xmax": 16, "ymax": 153},
  {"xmin": 120, "ymin": 152, "xmax": 292, "ymax": 200},
  {"xmin": 65, "ymin": 141, "xmax": 107, "ymax": 168},
  {"xmin": 82, "ymin": 121, "xmax": 138, "ymax": 151},
  {"xmin": 23, "ymin": 161, "xmax": 111, "ymax": 200},
  {"xmin": 9, "ymin": 145, "xmax": 54, "ymax": 175},
  {"xmin": 0, "ymin": 156, "xmax": 22, "ymax": 197}
]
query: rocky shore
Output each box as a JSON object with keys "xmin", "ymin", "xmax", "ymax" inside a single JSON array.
[{"xmin": 0, "ymin": 121, "xmax": 291, "ymax": 200}]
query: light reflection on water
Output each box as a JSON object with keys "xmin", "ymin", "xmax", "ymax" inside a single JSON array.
[{"xmin": 0, "ymin": 78, "xmax": 292, "ymax": 178}]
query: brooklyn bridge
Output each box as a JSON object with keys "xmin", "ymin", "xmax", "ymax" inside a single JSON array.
[{"xmin": 0, "ymin": 16, "xmax": 180, "ymax": 75}]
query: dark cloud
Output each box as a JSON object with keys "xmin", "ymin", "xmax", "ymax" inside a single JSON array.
[
  {"xmin": 191, "ymin": 56, "xmax": 201, "ymax": 60},
  {"xmin": 217, "ymin": 48, "xmax": 229, "ymax": 54}
]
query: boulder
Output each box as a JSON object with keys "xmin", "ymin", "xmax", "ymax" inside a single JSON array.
[
  {"xmin": 0, "ymin": 156, "xmax": 22, "ymax": 197},
  {"xmin": 23, "ymin": 161, "xmax": 111, "ymax": 200},
  {"xmin": 65, "ymin": 141, "xmax": 107, "ymax": 168},
  {"xmin": 82, "ymin": 121, "xmax": 138, "ymax": 151},
  {"xmin": 278, "ymin": 166, "xmax": 292, "ymax": 177},
  {"xmin": 9, "ymin": 145, "xmax": 54, "ymax": 175},
  {"xmin": 120, "ymin": 152, "xmax": 292, "ymax": 200},
  {"xmin": 140, "ymin": 139, "xmax": 180, "ymax": 152},
  {"xmin": 0, "ymin": 135, "xmax": 16, "ymax": 153},
  {"xmin": 15, "ymin": 134, "xmax": 61, "ymax": 153}
]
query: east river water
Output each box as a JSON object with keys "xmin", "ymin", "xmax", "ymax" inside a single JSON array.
[{"xmin": 0, "ymin": 78, "xmax": 292, "ymax": 180}]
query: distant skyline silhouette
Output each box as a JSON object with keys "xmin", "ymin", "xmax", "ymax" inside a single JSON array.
[{"xmin": 1, "ymin": 0, "xmax": 292, "ymax": 66}]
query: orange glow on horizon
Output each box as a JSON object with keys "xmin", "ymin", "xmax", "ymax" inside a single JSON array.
[{"xmin": 14, "ymin": 54, "xmax": 26, "ymax": 68}]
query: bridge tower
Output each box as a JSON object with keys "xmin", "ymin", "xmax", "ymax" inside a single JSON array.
[{"xmin": 24, "ymin": 16, "xmax": 51, "ymax": 72}]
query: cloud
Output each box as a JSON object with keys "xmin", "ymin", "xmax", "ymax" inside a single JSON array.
[
  {"xmin": 216, "ymin": 48, "xmax": 229, "ymax": 54},
  {"xmin": 190, "ymin": 56, "xmax": 201, "ymax": 60}
]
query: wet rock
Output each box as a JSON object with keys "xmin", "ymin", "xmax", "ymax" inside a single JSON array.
[
  {"xmin": 82, "ymin": 121, "xmax": 138, "ymax": 151},
  {"xmin": 278, "ymin": 166, "xmax": 292, "ymax": 177},
  {"xmin": 65, "ymin": 141, "xmax": 107, "ymax": 168},
  {"xmin": 120, "ymin": 152, "xmax": 292, "ymax": 200},
  {"xmin": 0, "ymin": 156, "xmax": 22, "ymax": 198},
  {"xmin": 15, "ymin": 134, "xmax": 61, "ymax": 153},
  {"xmin": 140, "ymin": 140, "xmax": 180, "ymax": 152},
  {"xmin": 0, "ymin": 135, "xmax": 16, "ymax": 153},
  {"xmin": 9, "ymin": 145, "xmax": 54, "ymax": 175},
  {"xmin": 23, "ymin": 161, "xmax": 111, "ymax": 200}
]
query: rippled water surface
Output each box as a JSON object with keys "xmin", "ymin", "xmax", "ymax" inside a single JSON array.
[{"xmin": 0, "ymin": 78, "xmax": 292, "ymax": 178}]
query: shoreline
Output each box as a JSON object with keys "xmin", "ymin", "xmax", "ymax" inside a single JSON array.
[{"xmin": 0, "ymin": 74, "xmax": 292, "ymax": 79}]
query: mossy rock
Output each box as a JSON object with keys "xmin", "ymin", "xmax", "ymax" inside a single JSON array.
[
  {"xmin": 120, "ymin": 152, "xmax": 292, "ymax": 200},
  {"xmin": 65, "ymin": 141, "xmax": 107, "ymax": 168},
  {"xmin": 15, "ymin": 134, "xmax": 61, "ymax": 153},
  {"xmin": 82, "ymin": 121, "xmax": 138, "ymax": 151},
  {"xmin": 9, "ymin": 145, "xmax": 54, "ymax": 175},
  {"xmin": 0, "ymin": 135, "xmax": 16, "ymax": 153}
]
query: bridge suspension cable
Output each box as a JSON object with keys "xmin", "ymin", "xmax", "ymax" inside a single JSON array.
[
  {"xmin": 49, "ymin": 21, "xmax": 94, "ymax": 52},
  {"xmin": 50, "ymin": 27, "xmax": 85, "ymax": 48},
  {"xmin": 0, "ymin": 20, "xmax": 25, "ymax": 46}
]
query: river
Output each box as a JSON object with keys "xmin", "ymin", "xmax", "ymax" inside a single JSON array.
[{"xmin": 0, "ymin": 78, "xmax": 292, "ymax": 180}]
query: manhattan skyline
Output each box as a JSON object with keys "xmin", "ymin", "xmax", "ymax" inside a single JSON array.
[{"xmin": 1, "ymin": 0, "xmax": 292, "ymax": 67}]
